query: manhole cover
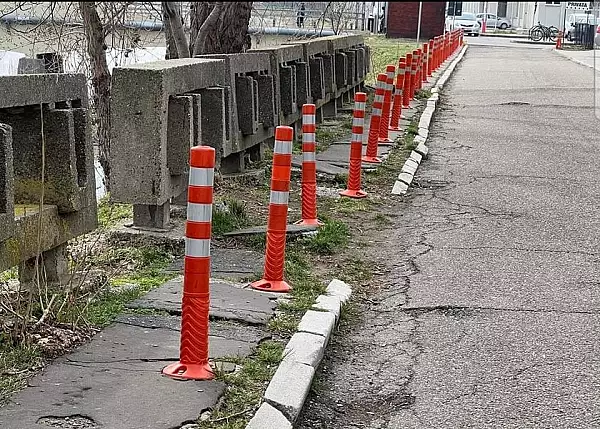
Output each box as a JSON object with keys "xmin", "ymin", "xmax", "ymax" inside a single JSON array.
[{"xmin": 37, "ymin": 416, "xmax": 98, "ymax": 429}]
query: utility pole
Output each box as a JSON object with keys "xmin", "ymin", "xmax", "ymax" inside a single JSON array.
[{"xmin": 416, "ymin": 1, "xmax": 423, "ymax": 46}]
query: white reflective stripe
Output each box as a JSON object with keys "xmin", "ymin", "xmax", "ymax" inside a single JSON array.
[
  {"xmin": 274, "ymin": 140, "xmax": 292, "ymax": 154},
  {"xmin": 303, "ymin": 133, "xmax": 315, "ymax": 143},
  {"xmin": 187, "ymin": 203, "xmax": 212, "ymax": 222},
  {"xmin": 302, "ymin": 114, "xmax": 315, "ymax": 125},
  {"xmin": 353, "ymin": 117, "xmax": 364, "ymax": 127},
  {"xmin": 185, "ymin": 238, "xmax": 211, "ymax": 257},
  {"xmin": 356, "ymin": 101, "xmax": 366, "ymax": 111},
  {"xmin": 303, "ymin": 152, "xmax": 316, "ymax": 162},
  {"xmin": 189, "ymin": 167, "xmax": 214, "ymax": 187},
  {"xmin": 395, "ymin": 88, "xmax": 403, "ymax": 96},
  {"xmin": 352, "ymin": 133, "xmax": 363, "ymax": 142},
  {"xmin": 372, "ymin": 108, "xmax": 382, "ymax": 116},
  {"xmin": 374, "ymin": 94, "xmax": 384, "ymax": 103},
  {"xmin": 270, "ymin": 190, "xmax": 289, "ymax": 205}
]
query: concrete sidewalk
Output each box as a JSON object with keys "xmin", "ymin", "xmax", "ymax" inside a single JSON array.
[
  {"xmin": 555, "ymin": 47, "xmax": 600, "ymax": 70},
  {"xmin": 298, "ymin": 44, "xmax": 600, "ymax": 429}
]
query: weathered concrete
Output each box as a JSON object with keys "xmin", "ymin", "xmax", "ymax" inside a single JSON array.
[
  {"xmin": 297, "ymin": 310, "xmax": 336, "ymax": 344},
  {"xmin": 0, "ymin": 74, "xmax": 97, "ymax": 278},
  {"xmin": 264, "ymin": 360, "xmax": 315, "ymax": 423},
  {"xmin": 282, "ymin": 332, "xmax": 327, "ymax": 368},
  {"xmin": 126, "ymin": 277, "xmax": 277, "ymax": 325},
  {"xmin": 398, "ymin": 172, "xmax": 414, "ymax": 186},
  {"xmin": 223, "ymin": 223, "xmax": 318, "ymax": 237},
  {"xmin": 246, "ymin": 403, "xmax": 292, "ymax": 429},
  {"xmin": 313, "ymin": 295, "xmax": 342, "ymax": 321},
  {"xmin": 391, "ymin": 180, "xmax": 409, "ymax": 195},
  {"xmin": 0, "ymin": 313, "xmax": 269, "ymax": 429}
]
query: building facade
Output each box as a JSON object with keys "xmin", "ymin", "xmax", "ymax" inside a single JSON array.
[
  {"xmin": 459, "ymin": 1, "xmax": 597, "ymax": 30},
  {"xmin": 386, "ymin": 2, "xmax": 446, "ymax": 39}
]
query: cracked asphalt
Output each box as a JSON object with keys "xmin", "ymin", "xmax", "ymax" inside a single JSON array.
[{"xmin": 297, "ymin": 45, "xmax": 600, "ymax": 428}]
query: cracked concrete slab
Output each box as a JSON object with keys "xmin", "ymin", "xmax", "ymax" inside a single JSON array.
[
  {"xmin": 165, "ymin": 247, "xmax": 264, "ymax": 280},
  {"xmin": 126, "ymin": 277, "xmax": 277, "ymax": 325},
  {"xmin": 0, "ymin": 313, "xmax": 253, "ymax": 429}
]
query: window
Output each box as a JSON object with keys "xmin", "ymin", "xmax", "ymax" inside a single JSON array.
[{"xmin": 545, "ymin": 1, "xmax": 560, "ymax": 5}]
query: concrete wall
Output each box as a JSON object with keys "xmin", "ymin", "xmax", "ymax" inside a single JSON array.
[
  {"xmin": 109, "ymin": 34, "xmax": 370, "ymax": 229},
  {"xmin": 0, "ymin": 72, "xmax": 97, "ymax": 283}
]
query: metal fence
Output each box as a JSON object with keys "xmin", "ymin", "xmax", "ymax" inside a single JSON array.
[{"xmin": 573, "ymin": 22, "xmax": 596, "ymax": 49}]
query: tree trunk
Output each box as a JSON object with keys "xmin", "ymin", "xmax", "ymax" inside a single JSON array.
[
  {"xmin": 79, "ymin": 2, "xmax": 112, "ymax": 193},
  {"xmin": 189, "ymin": 2, "xmax": 253, "ymax": 56},
  {"xmin": 162, "ymin": 2, "xmax": 189, "ymax": 58}
]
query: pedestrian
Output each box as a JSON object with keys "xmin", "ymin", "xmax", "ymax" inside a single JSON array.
[{"xmin": 297, "ymin": 2, "xmax": 306, "ymax": 28}]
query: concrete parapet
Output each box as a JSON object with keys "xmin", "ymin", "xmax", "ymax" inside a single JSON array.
[
  {"xmin": 0, "ymin": 74, "xmax": 97, "ymax": 284},
  {"xmin": 110, "ymin": 35, "xmax": 369, "ymax": 229}
]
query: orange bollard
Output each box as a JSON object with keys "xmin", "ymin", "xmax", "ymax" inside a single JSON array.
[
  {"xmin": 409, "ymin": 51, "xmax": 417, "ymax": 101},
  {"xmin": 428, "ymin": 39, "xmax": 434, "ymax": 77},
  {"xmin": 422, "ymin": 43, "xmax": 429, "ymax": 83},
  {"xmin": 434, "ymin": 36, "xmax": 441, "ymax": 70},
  {"xmin": 340, "ymin": 92, "xmax": 368, "ymax": 199},
  {"xmin": 162, "ymin": 145, "xmax": 215, "ymax": 381},
  {"xmin": 556, "ymin": 30, "xmax": 563, "ymax": 49},
  {"xmin": 403, "ymin": 52, "xmax": 412, "ymax": 108},
  {"xmin": 362, "ymin": 73, "xmax": 386, "ymax": 164},
  {"xmin": 378, "ymin": 64, "xmax": 395, "ymax": 145},
  {"xmin": 295, "ymin": 104, "xmax": 322, "ymax": 226},
  {"xmin": 414, "ymin": 49, "xmax": 422, "ymax": 92},
  {"xmin": 251, "ymin": 126, "xmax": 294, "ymax": 293},
  {"xmin": 389, "ymin": 58, "xmax": 405, "ymax": 131}
]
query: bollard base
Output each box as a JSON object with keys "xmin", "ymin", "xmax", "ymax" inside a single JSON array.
[
  {"xmin": 251, "ymin": 278, "xmax": 291, "ymax": 293},
  {"xmin": 389, "ymin": 126, "xmax": 402, "ymax": 132},
  {"xmin": 294, "ymin": 218, "xmax": 324, "ymax": 226},
  {"xmin": 362, "ymin": 155, "xmax": 382, "ymax": 164},
  {"xmin": 340, "ymin": 189, "xmax": 368, "ymax": 199},
  {"xmin": 162, "ymin": 361, "xmax": 214, "ymax": 381}
]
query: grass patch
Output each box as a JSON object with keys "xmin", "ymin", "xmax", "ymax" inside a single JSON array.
[
  {"xmin": 0, "ymin": 343, "xmax": 43, "ymax": 406},
  {"xmin": 198, "ymin": 340, "xmax": 284, "ymax": 429},
  {"xmin": 97, "ymin": 194, "xmax": 132, "ymax": 228},
  {"xmin": 415, "ymin": 89, "xmax": 432, "ymax": 100},
  {"xmin": 0, "ymin": 267, "xmax": 17, "ymax": 282},
  {"xmin": 334, "ymin": 256, "xmax": 374, "ymax": 285},
  {"xmin": 301, "ymin": 220, "xmax": 349, "ymax": 255},
  {"xmin": 366, "ymin": 35, "xmax": 416, "ymax": 86},
  {"xmin": 212, "ymin": 199, "xmax": 249, "ymax": 236},
  {"xmin": 84, "ymin": 246, "xmax": 174, "ymax": 327}
]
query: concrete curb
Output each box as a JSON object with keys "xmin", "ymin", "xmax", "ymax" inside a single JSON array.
[
  {"xmin": 245, "ymin": 279, "xmax": 352, "ymax": 428},
  {"xmin": 553, "ymin": 49, "xmax": 596, "ymax": 70},
  {"xmin": 392, "ymin": 44, "xmax": 469, "ymax": 195}
]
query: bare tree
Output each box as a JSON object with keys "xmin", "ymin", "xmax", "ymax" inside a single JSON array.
[
  {"xmin": 79, "ymin": 2, "xmax": 112, "ymax": 192},
  {"xmin": 163, "ymin": 1, "xmax": 252, "ymax": 59}
]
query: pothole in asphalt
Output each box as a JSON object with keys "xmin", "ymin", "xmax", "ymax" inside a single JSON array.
[{"xmin": 37, "ymin": 415, "xmax": 98, "ymax": 428}]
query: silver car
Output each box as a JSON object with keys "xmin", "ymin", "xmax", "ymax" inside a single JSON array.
[
  {"xmin": 476, "ymin": 13, "xmax": 512, "ymax": 30},
  {"xmin": 446, "ymin": 13, "xmax": 481, "ymax": 36}
]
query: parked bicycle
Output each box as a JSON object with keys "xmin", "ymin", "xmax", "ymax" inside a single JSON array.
[{"xmin": 529, "ymin": 22, "xmax": 559, "ymax": 42}]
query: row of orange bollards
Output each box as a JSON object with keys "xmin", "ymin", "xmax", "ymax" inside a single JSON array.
[{"xmin": 162, "ymin": 29, "xmax": 464, "ymax": 381}]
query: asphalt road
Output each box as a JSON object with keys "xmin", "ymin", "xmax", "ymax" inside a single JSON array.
[{"xmin": 297, "ymin": 43, "xmax": 600, "ymax": 429}]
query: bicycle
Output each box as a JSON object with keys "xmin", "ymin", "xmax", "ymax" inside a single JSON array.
[{"xmin": 529, "ymin": 22, "xmax": 559, "ymax": 42}]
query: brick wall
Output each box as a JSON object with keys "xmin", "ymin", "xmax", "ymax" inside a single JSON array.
[{"xmin": 386, "ymin": 2, "xmax": 446, "ymax": 40}]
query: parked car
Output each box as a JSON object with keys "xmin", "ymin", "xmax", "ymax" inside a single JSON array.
[
  {"xmin": 446, "ymin": 13, "xmax": 481, "ymax": 36},
  {"xmin": 476, "ymin": 13, "xmax": 511, "ymax": 30},
  {"xmin": 595, "ymin": 24, "xmax": 600, "ymax": 47}
]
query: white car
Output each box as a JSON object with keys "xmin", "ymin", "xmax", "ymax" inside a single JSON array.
[{"xmin": 446, "ymin": 13, "xmax": 481, "ymax": 36}]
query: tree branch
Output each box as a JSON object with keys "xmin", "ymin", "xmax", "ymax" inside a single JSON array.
[
  {"xmin": 162, "ymin": 1, "xmax": 189, "ymax": 58},
  {"xmin": 192, "ymin": 1, "xmax": 224, "ymax": 56}
]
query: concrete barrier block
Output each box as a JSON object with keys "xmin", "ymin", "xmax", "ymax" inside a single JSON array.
[
  {"xmin": 415, "ymin": 142, "xmax": 429, "ymax": 158},
  {"xmin": 0, "ymin": 124, "xmax": 14, "ymax": 242},
  {"xmin": 398, "ymin": 172, "xmax": 414, "ymax": 186},
  {"xmin": 256, "ymin": 74, "xmax": 276, "ymax": 128},
  {"xmin": 335, "ymin": 52, "xmax": 347, "ymax": 89},
  {"xmin": 313, "ymin": 294, "xmax": 342, "ymax": 321},
  {"xmin": 410, "ymin": 150, "xmax": 423, "ymax": 164},
  {"xmin": 298, "ymin": 310, "xmax": 336, "ymax": 343},
  {"xmin": 279, "ymin": 65, "xmax": 297, "ymax": 116},
  {"xmin": 391, "ymin": 180, "xmax": 408, "ymax": 195},
  {"xmin": 309, "ymin": 57, "xmax": 325, "ymax": 102},
  {"xmin": 246, "ymin": 403, "xmax": 292, "ymax": 429},
  {"xmin": 264, "ymin": 360, "xmax": 315, "ymax": 423},
  {"xmin": 401, "ymin": 161, "xmax": 417, "ymax": 176},
  {"xmin": 282, "ymin": 332, "xmax": 327, "ymax": 368},
  {"xmin": 295, "ymin": 61, "xmax": 310, "ymax": 106},
  {"xmin": 325, "ymin": 279, "xmax": 352, "ymax": 303},
  {"xmin": 166, "ymin": 95, "xmax": 194, "ymax": 177},
  {"xmin": 236, "ymin": 75, "xmax": 259, "ymax": 136}
]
